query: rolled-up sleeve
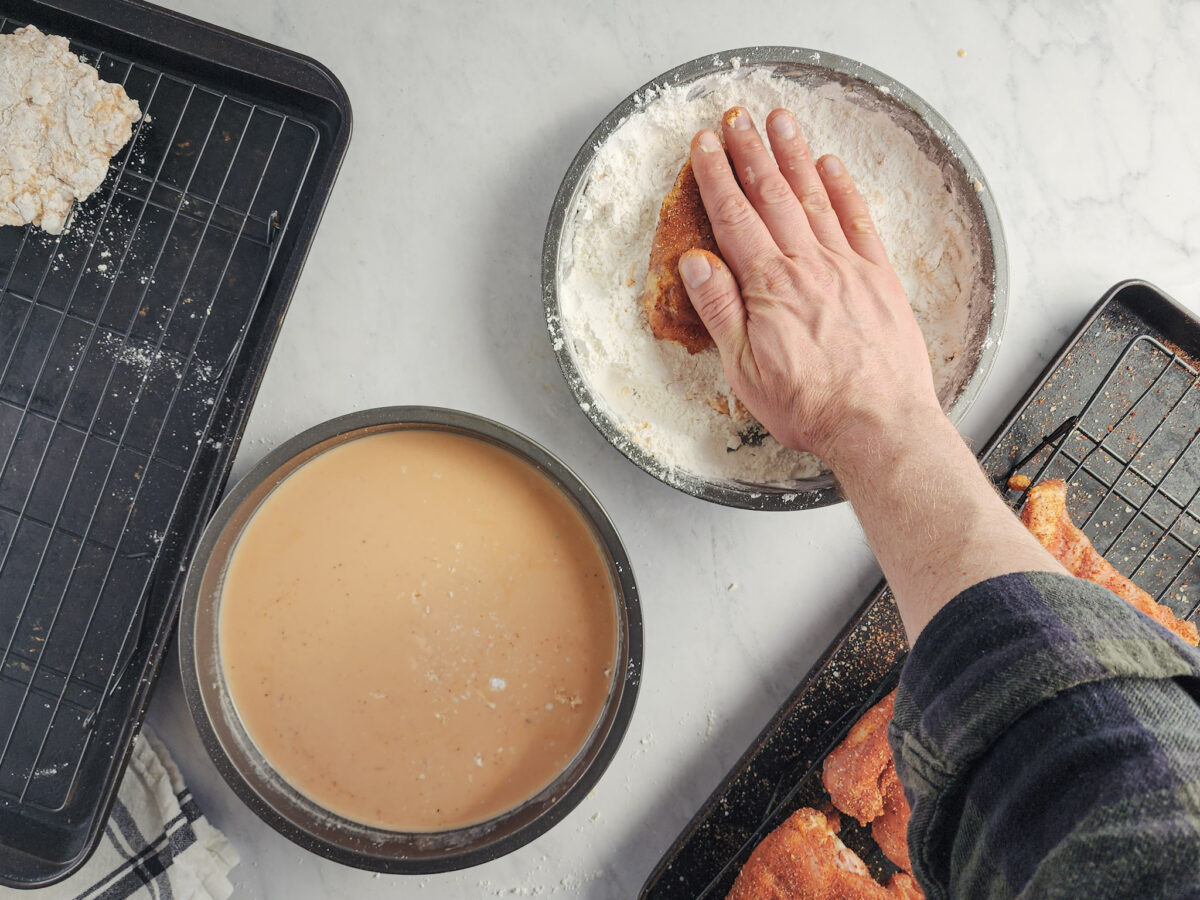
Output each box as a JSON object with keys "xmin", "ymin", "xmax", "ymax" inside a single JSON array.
[{"xmin": 891, "ymin": 572, "xmax": 1200, "ymax": 899}]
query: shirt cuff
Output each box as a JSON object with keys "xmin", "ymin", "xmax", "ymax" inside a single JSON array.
[{"xmin": 891, "ymin": 571, "xmax": 1200, "ymax": 798}]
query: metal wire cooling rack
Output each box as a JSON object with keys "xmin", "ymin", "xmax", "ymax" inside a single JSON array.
[
  {"xmin": 1005, "ymin": 334, "xmax": 1200, "ymax": 626},
  {"xmin": 0, "ymin": 16, "xmax": 318, "ymax": 816}
]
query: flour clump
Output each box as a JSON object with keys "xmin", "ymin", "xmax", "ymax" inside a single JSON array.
[{"xmin": 0, "ymin": 25, "xmax": 141, "ymax": 234}]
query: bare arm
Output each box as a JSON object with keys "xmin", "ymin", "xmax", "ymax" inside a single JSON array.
[
  {"xmin": 825, "ymin": 409, "xmax": 1063, "ymax": 637},
  {"xmin": 680, "ymin": 107, "xmax": 1063, "ymax": 640}
]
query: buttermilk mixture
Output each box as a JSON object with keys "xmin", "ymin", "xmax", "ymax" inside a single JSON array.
[{"xmin": 219, "ymin": 430, "xmax": 618, "ymax": 831}]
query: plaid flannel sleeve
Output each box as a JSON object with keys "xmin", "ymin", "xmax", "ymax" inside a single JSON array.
[{"xmin": 891, "ymin": 572, "xmax": 1200, "ymax": 900}]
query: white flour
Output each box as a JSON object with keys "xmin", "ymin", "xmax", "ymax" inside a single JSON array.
[
  {"xmin": 0, "ymin": 26, "xmax": 141, "ymax": 234},
  {"xmin": 557, "ymin": 67, "xmax": 978, "ymax": 484}
]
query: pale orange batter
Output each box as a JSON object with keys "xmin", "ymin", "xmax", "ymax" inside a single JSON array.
[{"xmin": 218, "ymin": 429, "xmax": 618, "ymax": 831}]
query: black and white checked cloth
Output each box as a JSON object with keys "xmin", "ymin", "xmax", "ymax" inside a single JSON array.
[{"xmin": 40, "ymin": 727, "xmax": 237, "ymax": 900}]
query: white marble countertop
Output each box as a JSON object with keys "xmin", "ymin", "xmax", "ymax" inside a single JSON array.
[{"xmin": 138, "ymin": 1, "xmax": 1200, "ymax": 897}]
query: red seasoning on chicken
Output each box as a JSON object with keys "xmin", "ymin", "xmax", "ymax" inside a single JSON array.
[
  {"xmin": 726, "ymin": 690, "xmax": 923, "ymax": 900},
  {"xmin": 871, "ymin": 764, "xmax": 913, "ymax": 873},
  {"xmin": 1020, "ymin": 479, "xmax": 1198, "ymax": 645},
  {"xmin": 822, "ymin": 689, "xmax": 917, "ymax": 874},
  {"xmin": 641, "ymin": 160, "xmax": 720, "ymax": 354},
  {"xmin": 821, "ymin": 691, "xmax": 898, "ymax": 826},
  {"xmin": 726, "ymin": 807, "xmax": 922, "ymax": 900}
]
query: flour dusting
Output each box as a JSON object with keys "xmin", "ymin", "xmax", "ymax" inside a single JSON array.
[{"xmin": 557, "ymin": 66, "xmax": 980, "ymax": 485}]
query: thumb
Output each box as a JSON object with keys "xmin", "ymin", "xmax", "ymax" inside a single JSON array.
[{"xmin": 679, "ymin": 249, "xmax": 748, "ymax": 359}]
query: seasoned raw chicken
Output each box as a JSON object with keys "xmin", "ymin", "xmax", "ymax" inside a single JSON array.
[
  {"xmin": 822, "ymin": 689, "xmax": 916, "ymax": 873},
  {"xmin": 822, "ymin": 691, "xmax": 897, "ymax": 826},
  {"xmin": 727, "ymin": 807, "xmax": 922, "ymax": 900},
  {"xmin": 1021, "ymin": 479, "xmax": 1198, "ymax": 645},
  {"xmin": 641, "ymin": 159, "xmax": 720, "ymax": 354},
  {"xmin": 871, "ymin": 763, "xmax": 912, "ymax": 873}
]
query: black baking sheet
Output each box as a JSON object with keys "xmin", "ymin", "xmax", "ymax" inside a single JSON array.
[
  {"xmin": 642, "ymin": 279, "xmax": 1200, "ymax": 897},
  {"xmin": 0, "ymin": 0, "xmax": 350, "ymax": 886}
]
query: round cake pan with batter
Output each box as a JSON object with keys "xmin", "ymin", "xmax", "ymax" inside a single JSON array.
[{"xmin": 179, "ymin": 406, "xmax": 642, "ymax": 874}]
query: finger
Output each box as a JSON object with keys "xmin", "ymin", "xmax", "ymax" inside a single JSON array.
[
  {"xmin": 817, "ymin": 154, "xmax": 890, "ymax": 266},
  {"xmin": 765, "ymin": 109, "xmax": 849, "ymax": 251},
  {"xmin": 678, "ymin": 249, "xmax": 748, "ymax": 360},
  {"xmin": 689, "ymin": 129, "xmax": 785, "ymax": 285},
  {"xmin": 721, "ymin": 107, "xmax": 818, "ymax": 259}
]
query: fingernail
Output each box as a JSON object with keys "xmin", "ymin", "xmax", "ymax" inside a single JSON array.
[
  {"xmin": 729, "ymin": 108, "xmax": 752, "ymax": 131},
  {"xmin": 821, "ymin": 155, "xmax": 844, "ymax": 175},
  {"xmin": 679, "ymin": 253, "xmax": 712, "ymax": 288},
  {"xmin": 770, "ymin": 112, "xmax": 796, "ymax": 140},
  {"xmin": 697, "ymin": 131, "xmax": 721, "ymax": 153}
]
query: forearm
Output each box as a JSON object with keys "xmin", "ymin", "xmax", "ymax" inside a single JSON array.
[
  {"xmin": 675, "ymin": 108, "xmax": 1063, "ymax": 640},
  {"xmin": 823, "ymin": 404, "xmax": 1065, "ymax": 641}
]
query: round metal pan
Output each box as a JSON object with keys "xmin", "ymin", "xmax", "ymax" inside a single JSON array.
[
  {"xmin": 178, "ymin": 406, "xmax": 642, "ymax": 873},
  {"xmin": 542, "ymin": 47, "xmax": 1008, "ymax": 511}
]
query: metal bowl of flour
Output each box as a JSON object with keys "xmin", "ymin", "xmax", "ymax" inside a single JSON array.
[{"xmin": 542, "ymin": 47, "xmax": 1007, "ymax": 510}]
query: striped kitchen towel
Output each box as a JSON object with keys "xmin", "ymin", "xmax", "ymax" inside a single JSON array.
[{"xmin": 41, "ymin": 726, "xmax": 238, "ymax": 900}]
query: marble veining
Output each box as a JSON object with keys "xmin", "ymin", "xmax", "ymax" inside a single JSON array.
[{"xmin": 137, "ymin": 0, "xmax": 1200, "ymax": 897}]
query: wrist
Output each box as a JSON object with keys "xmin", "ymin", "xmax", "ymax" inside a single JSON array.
[
  {"xmin": 815, "ymin": 400, "xmax": 952, "ymax": 483},
  {"xmin": 818, "ymin": 402, "xmax": 1063, "ymax": 641}
]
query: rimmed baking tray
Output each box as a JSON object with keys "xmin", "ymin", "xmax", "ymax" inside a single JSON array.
[
  {"xmin": 0, "ymin": 0, "xmax": 350, "ymax": 886},
  {"xmin": 642, "ymin": 279, "xmax": 1200, "ymax": 896}
]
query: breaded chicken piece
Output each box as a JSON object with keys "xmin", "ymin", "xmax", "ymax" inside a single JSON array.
[
  {"xmin": 727, "ymin": 808, "xmax": 923, "ymax": 900},
  {"xmin": 641, "ymin": 159, "xmax": 720, "ymax": 354},
  {"xmin": 871, "ymin": 763, "xmax": 912, "ymax": 872},
  {"xmin": 1021, "ymin": 479, "xmax": 1198, "ymax": 645},
  {"xmin": 822, "ymin": 691, "xmax": 897, "ymax": 826}
]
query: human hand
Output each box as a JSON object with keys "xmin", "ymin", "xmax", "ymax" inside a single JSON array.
[
  {"xmin": 678, "ymin": 107, "xmax": 942, "ymax": 470},
  {"xmin": 679, "ymin": 108, "xmax": 1064, "ymax": 640}
]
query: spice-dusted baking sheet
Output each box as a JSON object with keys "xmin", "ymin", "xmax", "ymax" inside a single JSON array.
[{"xmin": 642, "ymin": 279, "xmax": 1200, "ymax": 897}]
